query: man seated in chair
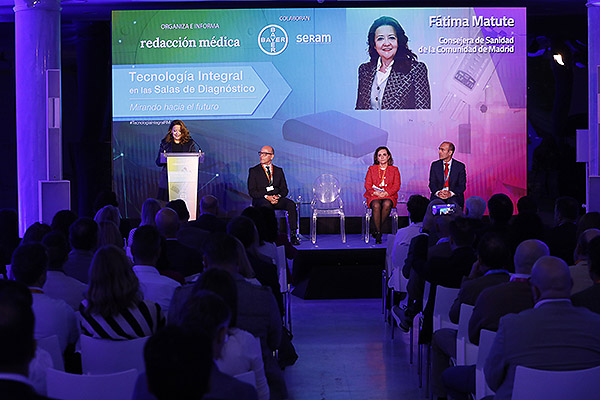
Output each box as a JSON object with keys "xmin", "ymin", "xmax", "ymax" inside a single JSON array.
[
  {"xmin": 484, "ymin": 256, "xmax": 600, "ymax": 400},
  {"xmin": 248, "ymin": 145, "xmax": 299, "ymax": 245}
]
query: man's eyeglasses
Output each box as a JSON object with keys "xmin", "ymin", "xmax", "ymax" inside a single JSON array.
[{"xmin": 258, "ymin": 152, "xmax": 273, "ymax": 156}]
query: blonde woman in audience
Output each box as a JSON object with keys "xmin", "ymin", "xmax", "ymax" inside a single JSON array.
[
  {"xmin": 79, "ymin": 245, "xmax": 165, "ymax": 340},
  {"xmin": 97, "ymin": 221, "xmax": 124, "ymax": 248},
  {"xmin": 127, "ymin": 198, "xmax": 162, "ymax": 259}
]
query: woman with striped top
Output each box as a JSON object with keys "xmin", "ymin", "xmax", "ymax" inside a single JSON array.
[{"xmin": 79, "ymin": 245, "xmax": 165, "ymax": 340}]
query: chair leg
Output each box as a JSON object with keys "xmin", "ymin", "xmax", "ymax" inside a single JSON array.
[
  {"xmin": 340, "ymin": 214, "xmax": 346, "ymax": 243},
  {"xmin": 382, "ymin": 270, "xmax": 387, "ymax": 316},
  {"xmin": 365, "ymin": 214, "xmax": 371, "ymax": 243},
  {"xmin": 392, "ymin": 214, "xmax": 398, "ymax": 235},
  {"xmin": 425, "ymin": 344, "xmax": 431, "ymax": 398},
  {"xmin": 311, "ymin": 214, "xmax": 317, "ymax": 244}
]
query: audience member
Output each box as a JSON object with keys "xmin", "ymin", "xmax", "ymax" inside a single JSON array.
[
  {"xmin": 227, "ymin": 216, "xmax": 283, "ymax": 315},
  {"xmin": 93, "ymin": 205, "xmax": 121, "ymax": 227},
  {"xmin": 486, "ymin": 193, "xmax": 513, "ymax": 235},
  {"xmin": 21, "ymin": 223, "xmax": 51, "ymax": 245},
  {"xmin": 11, "ymin": 243, "xmax": 79, "ymax": 353},
  {"xmin": 195, "ymin": 269, "xmax": 269, "ymax": 400},
  {"xmin": 63, "ymin": 218, "xmax": 98, "ymax": 284},
  {"xmin": 188, "ymin": 195, "xmax": 227, "ymax": 233},
  {"xmin": 485, "ymin": 256, "xmax": 600, "ymax": 400},
  {"xmin": 155, "ymin": 207, "xmax": 204, "ymax": 277},
  {"xmin": 545, "ymin": 196, "xmax": 580, "ymax": 265},
  {"xmin": 165, "ymin": 199, "xmax": 190, "ymax": 225},
  {"xmin": 464, "ymin": 196, "xmax": 486, "ymax": 220},
  {"xmin": 127, "ymin": 198, "xmax": 162, "ymax": 249},
  {"xmin": 97, "ymin": 221, "xmax": 124, "ymax": 248},
  {"xmin": 516, "ymin": 195, "xmax": 538, "ymax": 215},
  {"xmin": 0, "ymin": 279, "xmax": 55, "ymax": 400},
  {"xmin": 507, "ymin": 212, "xmax": 544, "ymax": 252},
  {"xmin": 41, "ymin": 232, "xmax": 87, "ymax": 310},
  {"xmin": 50, "ymin": 210, "xmax": 78, "ymax": 243},
  {"xmin": 79, "ymin": 245, "xmax": 164, "ymax": 340},
  {"xmin": 576, "ymin": 211, "xmax": 600, "ymax": 242},
  {"xmin": 572, "ymin": 236, "xmax": 600, "ymax": 313},
  {"xmin": 430, "ymin": 232, "xmax": 511, "ymax": 399},
  {"xmin": 131, "ymin": 225, "xmax": 181, "ymax": 314},
  {"xmin": 570, "ymin": 228, "xmax": 600, "ymax": 294},
  {"xmin": 388, "ymin": 194, "xmax": 429, "ymax": 294},
  {"xmin": 143, "ymin": 326, "xmax": 212, "ymax": 400}
]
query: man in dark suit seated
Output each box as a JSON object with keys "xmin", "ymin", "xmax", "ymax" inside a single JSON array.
[
  {"xmin": 485, "ymin": 256, "xmax": 600, "ymax": 400},
  {"xmin": 248, "ymin": 145, "xmax": 299, "ymax": 245},
  {"xmin": 0, "ymin": 280, "xmax": 56, "ymax": 400},
  {"xmin": 189, "ymin": 195, "xmax": 227, "ymax": 233},
  {"xmin": 545, "ymin": 196, "xmax": 580, "ymax": 265},
  {"xmin": 428, "ymin": 141, "xmax": 466, "ymax": 209},
  {"xmin": 572, "ymin": 236, "xmax": 600, "ymax": 313}
]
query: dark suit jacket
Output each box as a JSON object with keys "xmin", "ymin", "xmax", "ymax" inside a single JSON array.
[
  {"xmin": 247, "ymin": 252, "xmax": 284, "ymax": 316},
  {"xmin": 449, "ymin": 271, "xmax": 510, "ymax": 324},
  {"xmin": 428, "ymin": 159, "xmax": 467, "ymax": 208},
  {"xmin": 545, "ymin": 222, "xmax": 577, "ymax": 265},
  {"xmin": 163, "ymin": 239, "xmax": 204, "ymax": 278},
  {"xmin": 468, "ymin": 280, "xmax": 534, "ymax": 344},
  {"xmin": 188, "ymin": 213, "xmax": 227, "ymax": 233},
  {"xmin": 484, "ymin": 301, "xmax": 600, "ymax": 400},
  {"xmin": 423, "ymin": 246, "xmax": 477, "ymax": 289},
  {"xmin": 355, "ymin": 61, "xmax": 431, "ymax": 109},
  {"xmin": 247, "ymin": 164, "xmax": 289, "ymax": 200},
  {"xmin": 0, "ymin": 379, "xmax": 57, "ymax": 400},
  {"xmin": 572, "ymin": 283, "xmax": 600, "ymax": 314}
]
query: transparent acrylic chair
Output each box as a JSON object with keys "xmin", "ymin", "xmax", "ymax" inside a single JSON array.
[{"xmin": 310, "ymin": 174, "xmax": 346, "ymax": 244}]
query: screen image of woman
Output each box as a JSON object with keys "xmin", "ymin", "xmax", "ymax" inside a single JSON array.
[
  {"xmin": 155, "ymin": 120, "xmax": 198, "ymax": 201},
  {"xmin": 356, "ymin": 16, "xmax": 431, "ymax": 110},
  {"xmin": 364, "ymin": 146, "xmax": 401, "ymax": 244}
]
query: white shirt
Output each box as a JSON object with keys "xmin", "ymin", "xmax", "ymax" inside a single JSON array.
[
  {"xmin": 389, "ymin": 222, "xmax": 424, "ymax": 291},
  {"xmin": 43, "ymin": 270, "xmax": 88, "ymax": 311},
  {"xmin": 133, "ymin": 265, "xmax": 181, "ymax": 314},
  {"xmin": 435, "ymin": 159, "xmax": 456, "ymax": 197},
  {"xmin": 216, "ymin": 327, "xmax": 269, "ymax": 400},
  {"xmin": 31, "ymin": 291, "xmax": 79, "ymax": 351}
]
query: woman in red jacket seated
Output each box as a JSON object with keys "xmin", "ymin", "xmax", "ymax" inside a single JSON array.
[{"xmin": 364, "ymin": 146, "xmax": 401, "ymax": 243}]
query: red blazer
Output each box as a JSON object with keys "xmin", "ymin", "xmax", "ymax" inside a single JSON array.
[{"xmin": 364, "ymin": 164, "xmax": 401, "ymax": 207}]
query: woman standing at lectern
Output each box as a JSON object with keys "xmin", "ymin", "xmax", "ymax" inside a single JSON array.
[
  {"xmin": 155, "ymin": 120, "xmax": 198, "ymax": 201},
  {"xmin": 364, "ymin": 146, "xmax": 401, "ymax": 244}
]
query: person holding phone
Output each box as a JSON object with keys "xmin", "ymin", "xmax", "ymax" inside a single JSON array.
[
  {"xmin": 429, "ymin": 141, "xmax": 466, "ymax": 208},
  {"xmin": 364, "ymin": 146, "xmax": 401, "ymax": 244}
]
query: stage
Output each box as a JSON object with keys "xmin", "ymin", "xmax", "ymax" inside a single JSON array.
[{"xmin": 291, "ymin": 234, "xmax": 391, "ymax": 300}]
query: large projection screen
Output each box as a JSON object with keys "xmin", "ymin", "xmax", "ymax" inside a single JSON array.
[{"xmin": 111, "ymin": 7, "xmax": 526, "ymax": 217}]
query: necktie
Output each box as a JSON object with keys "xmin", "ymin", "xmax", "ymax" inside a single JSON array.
[
  {"xmin": 443, "ymin": 162, "xmax": 449, "ymax": 189},
  {"xmin": 266, "ymin": 165, "xmax": 272, "ymax": 181}
]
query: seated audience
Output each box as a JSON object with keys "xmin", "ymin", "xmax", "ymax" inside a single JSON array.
[
  {"xmin": 165, "ymin": 199, "xmax": 190, "ymax": 226},
  {"xmin": 485, "ymin": 256, "xmax": 600, "ymax": 400},
  {"xmin": 0, "ymin": 279, "xmax": 55, "ymax": 400},
  {"xmin": 155, "ymin": 207, "xmax": 204, "ymax": 278},
  {"xmin": 79, "ymin": 245, "xmax": 164, "ymax": 340},
  {"xmin": 144, "ymin": 326, "xmax": 212, "ymax": 400},
  {"xmin": 94, "ymin": 204, "xmax": 121, "ymax": 227},
  {"xmin": 50, "ymin": 210, "xmax": 78, "ymax": 244},
  {"xmin": 545, "ymin": 196, "xmax": 580, "ymax": 265},
  {"xmin": 131, "ymin": 226, "xmax": 181, "ymax": 314},
  {"xmin": 127, "ymin": 198, "xmax": 162, "ymax": 249},
  {"xmin": 570, "ymin": 228, "xmax": 600, "ymax": 294},
  {"xmin": 576, "ymin": 211, "xmax": 600, "ymax": 242},
  {"xmin": 41, "ymin": 232, "xmax": 87, "ymax": 310},
  {"xmin": 63, "ymin": 218, "xmax": 98, "ymax": 284},
  {"xmin": 195, "ymin": 268, "xmax": 269, "ymax": 400},
  {"xmin": 97, "ymin": 221, "xmax": 123, "ymax": 248},
  {"xmin": 572, "ymin": 236, "xmax": 600, "ymax": 313},
  {"xmin": 485, "ymin": 193, "xmax": 513, "ymax": 237},
  {"xmin": 21, "ymin": 223, "xmax": 51, "ymax": 245},
  {"xmin": 11, "ymin": 243, "xmax": 79, "ymax": 353},
  {"xmin": 227, "ymin": 216, "xmax": 283, "ymax": 315},
  {"xmin": 189, "ymin": 195, "xmax": 227, "ymax": 233},
  {"xmin": 516, "ymin": 195, "xmax": 538, "ymax": 215}
]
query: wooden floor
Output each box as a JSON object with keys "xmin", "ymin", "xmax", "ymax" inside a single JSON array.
[{"xmin": 284, "ymin": 297, "xmax": 425, "ymax": 400}]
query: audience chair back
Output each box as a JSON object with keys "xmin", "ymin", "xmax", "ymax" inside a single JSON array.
[
  {"xmin": 37, "ymin": 335, "xmax": 64, "ymax": 371},
  {"xmin": 456, "ymin": 303, "xmax": 476, "ymax": 366},
  {"xmin": 511, "ymin": 364, "xmax": 600, "ymax": 400},
  {"xmin": 475, "ymin": 329, "xmax": 496, "ymax": 400},
  {"xmin": 80, "ymin": 334, "xmax": 148, "ymax": 374},
  {"xmin": 432, "ymin": 286, "xmax": 460, "ymax": 332},
  {"xmin": 276, "ymin": 245, "xmax": 292, "ymax": 332},
  {"xmin": 310, "ymin": 174, "xmax": 346, "ymax": 244},
  {"xmin": 46, "ymin": 368, "xmax": 138, "ymax": 400}
]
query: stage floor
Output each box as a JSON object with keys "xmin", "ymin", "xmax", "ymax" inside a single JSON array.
[{"xmin": 294, "ymin": 233, "xmax": 393, "ymax": 250}]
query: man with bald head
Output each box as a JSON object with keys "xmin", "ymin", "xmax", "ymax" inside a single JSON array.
[
  {"xmin": 484, "ymin": 256, "xmax": 600, "ymax": 400},
  {"xmin": 188, "ymin": 195, "xmax": 226, "ymax": 233},
  {"xmin": 248, "ymin": 145, "xmax": 299, "ymax": 245},
  {"xmin": 428, "ymin": 141, "xmax": 467, "ymax": 208}
]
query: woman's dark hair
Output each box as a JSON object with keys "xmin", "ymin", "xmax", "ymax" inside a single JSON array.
[
  {"xmin": 179, "ymin": 290, "xmax": 231, "ymax": 341},
  {"xmin": 373, "ymin": 146, "xmax": 394, "ymax": 166},
  {"xmin": 163, "ymin": 120, "xmax": 191, "ymax": 144},
  {"xmin": 86, "ymin": 245, "xmax": 141, "ymax": 317},
  {"xmin": 367, "ymin": 16, "xmax": 417, "ymax": 74},
  {"xmin": 193, "ymin": 268, "xmax": 238, "ymax": 327}
]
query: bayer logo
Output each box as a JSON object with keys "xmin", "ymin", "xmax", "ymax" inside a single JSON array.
[{"xmin": 258, "ymin": 24, "xmax": 288, "ymax": 55}]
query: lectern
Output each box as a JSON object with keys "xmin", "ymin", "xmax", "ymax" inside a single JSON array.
[{"xmin": 165, "ymin": 152, "xmax": 203, "ymax": 220}]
